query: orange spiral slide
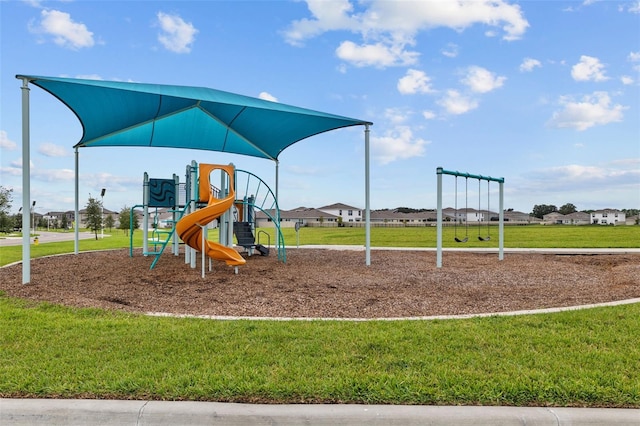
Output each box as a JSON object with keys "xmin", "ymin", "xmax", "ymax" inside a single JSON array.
[{"xmin": 175, "ymin": 163, "xmax": 246, "ymax": 267}]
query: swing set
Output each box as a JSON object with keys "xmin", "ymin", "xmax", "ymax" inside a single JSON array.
[
  {"xmin": 453, "ymin": 176, "xmax": 493, "ymax": 242},
  {"xmin": 436, "ymin": 167, "xmax": 505, "ymax": 268}
]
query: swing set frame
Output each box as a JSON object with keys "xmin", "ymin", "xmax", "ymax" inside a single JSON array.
[{"xmin": 436, "ymin": 167, "xmax": 505, "ymax": 268}]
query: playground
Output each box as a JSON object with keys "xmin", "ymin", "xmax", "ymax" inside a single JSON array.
[
  {"xmin": 8, "ymin": 76, "xmax": 639, "ymax": 319},
  {"xmin": 1, "ymin": 248, "xmax": 638, "ymax": 319}
]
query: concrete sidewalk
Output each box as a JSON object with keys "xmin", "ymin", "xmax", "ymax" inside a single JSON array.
[{"xmin": 1, "ymin": 399, "xmax": 638, "ymax": 425}]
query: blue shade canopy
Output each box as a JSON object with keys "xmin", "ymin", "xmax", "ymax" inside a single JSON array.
[{"xmin": 17, "ymin": 75, "xmax": 372, "ymax": 161}]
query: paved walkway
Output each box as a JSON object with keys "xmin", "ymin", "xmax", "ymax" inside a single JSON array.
[
  {"xmin": 0, "ymin": 231, "xmax": 98, "ymax": 247},
  {"xmin": 1, "ymin": 399, "xmax": 638, "ymax": 425}
]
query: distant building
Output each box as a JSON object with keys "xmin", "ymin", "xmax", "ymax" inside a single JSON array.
[
  {"xmin": 542, "ymin": 211, "xmax": 590, "ymax": 225},
  {"xmin": 591, "ymin": 209, "xmax": 625, "ymax": 225},
  {"xmin": 318, "ymin": 203, "xmax": 362, "ymax": 224}
]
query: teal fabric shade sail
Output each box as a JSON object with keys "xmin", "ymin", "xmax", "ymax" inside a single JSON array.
[
  {"xmin": 17, "ymin": 75, "xmax": 372, "ymax": 160},
  {"xmin": 15, "ymin": 74, "xmax": 374, "ymax": 284}
]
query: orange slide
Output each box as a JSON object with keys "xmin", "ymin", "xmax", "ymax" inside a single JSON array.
[{"xmin": 176, "ymin": 164, "xmax": 246, "ymax": 267}]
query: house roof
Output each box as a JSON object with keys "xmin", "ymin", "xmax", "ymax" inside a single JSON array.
[
  {"xmin": 256, "ymin": 208, "xmax": 338, "ymax": 220},
  {"xmin": 318, "ymin": 203, "xmax": 361, "ymax": 211},
  {"xmin": 18, "ymin": 75, "xmax": 372, "ymax": 161}
]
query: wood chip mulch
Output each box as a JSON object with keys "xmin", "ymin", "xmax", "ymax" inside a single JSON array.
[{"xmin": 1, "ymin": 249, "xmax": 639, "ymax": 318}]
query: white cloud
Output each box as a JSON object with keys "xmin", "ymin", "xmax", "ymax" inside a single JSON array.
[
  {"xmin": 38, "ymin": 142, "xmax": 69, "ymax": 157},
  {"xmin": 0, "ymin": 166, "xmax": 21, "ymax": 177},
  {"xmin": 628, "ymin": 51, "xmax": 640, "ymax": 73},
  {"xmin": 157, "ymin": 12, "xmax": 198, "ymax": 53},
  {"xmin": 258, "ymin": 92, "xmax": 278, "ymax": 102},
  {"xmin": 519, "ymin": 57, "xmax": 541, "ymax": 72},
  {"xmin": 422, "ymin": 110, "xmax": 436, "ymax": 120},
  {"xmin": 547, "ymin": 92, "xmax": 626, "ymax": 131},
  {"xmin": 397, "ymin": 69, "xmax": 435, "ymax": 95},
  {"xmin": 438, "ymin": 90, "xmax": 479, "ymax": 115},
  {"xmin": 283, "ymin": 0, "xmax": 356, "ymax": 47},
  {"xmin": 620, "ymin": 75, "xmax": 634, "ymax": 85},
  {"xmin": 462, "ymin": 66, "xmax": 506, "ymax": 93},
  {"xmin": 441, "ymin": 43, "xmax": 458, "ymax": 58},
  {"xmin": 75, "ymin": 74, "xmax": 103, "ymax": 81},
  {"xmin": 335, "ymin": 41, "xmax": 419, "ymax": 68},
  {"xmin": 33, "ymin": 168, "xmax": 75, "ymax": 182},
  {"xmin": 534, "ymin": 160, "xmax": 640, "ymax": 189},
  {"xmin": 626, "ymin": 1, "xmax": 640, "ymax": 13},
  {"xmin": 284, "ymin": 0, "xmax": 528, "ymax": 68},
  {"xmin": 0, "ymin": 130, "xmax": 17, "ymax": 150},
  {"xmin": 31, "ymin": 9, "xmax": 94, "ymax": 49},
  {"xmin": 383, "ymin": 107, "xmax": 411, "ymax": 125},
  {"xmin": 371, "ymin": 126, "xmax": 429, "ymax": 165},
  {"xmin": 571, "ymin": 55, "xmax": 609, "ymax": 82}
]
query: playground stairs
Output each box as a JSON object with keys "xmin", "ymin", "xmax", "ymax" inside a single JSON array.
[{"xmin": 233, "ymin": 221, "xmax": 269, "ymax": 256}]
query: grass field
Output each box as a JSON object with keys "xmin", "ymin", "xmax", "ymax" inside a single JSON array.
[
  {"xmin": 2, "ymin": 224, "xmax": 639, "ymax": 266},
  {"xmin": 1, "ymin": 225, "xmax": 639, "ymax": 406}
]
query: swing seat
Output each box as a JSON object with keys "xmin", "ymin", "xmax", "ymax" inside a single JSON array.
[
  {"xmin": 455, "ymin": 236, "xmax": 468, "ymax": 243},
  {"xmin": 478, "ymin": 236, "xmax": 490, "ymax": 241}
]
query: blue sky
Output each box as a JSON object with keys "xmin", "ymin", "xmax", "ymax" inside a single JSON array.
[{"xmin": 1, "ymin": 0, "xmax": 639, "ymax": 216}]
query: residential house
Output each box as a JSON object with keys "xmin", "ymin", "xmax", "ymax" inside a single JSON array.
[
  {"xmin": 591, "ymin": 209, "xmax": 626, "ymax": 225},
  {"xmin": 318, "ymin": 203, "xmax": 362, "ymax": 224},
  {"xmin": 255, "ymin": 207, "xmax": 339, "ymax": 228},
  {"xmin": 542, "ymin": 211, "xmax": 591, "ymax": 225},
  {"xmin": 503, "ymin": 210, "xmax": 540, "ymax": 223},
  {"xmin": 563, "ymin": 212, "xmax": 591, "ymax": 225},
  {"xmin": 542, "ymin": 212, "xmax": 564, "ymax": 224},
  {"xmin": 370, "ymin": 209, "xmax": 437, "ymax": 226}
]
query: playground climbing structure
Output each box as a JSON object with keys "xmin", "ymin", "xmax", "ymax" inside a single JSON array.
[{"xmin": 130, "ymin": 161, "xmax": 286, "ymax": 276}]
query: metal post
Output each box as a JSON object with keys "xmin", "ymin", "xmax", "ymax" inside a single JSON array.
[
  {"xmin": 20, "ymin": 77, "xmax": 31, "ymax": 284},
  {"xmin": 173, "ymin": 173, "xmax": 179, "ymax": 256},
  {"xmin": 143, "ymin": 172, "xmax": 149, "ymax": 255},
  {"xmin": 190, "ymin": 161, "xmax": 197, "ymax": 269},
  {"xmin": 364, "ymin": 124, "xmax": 371, "ymax": 266},
  {"xmin": 227, "ymin": 165, "xmax": 234, "ymax": 248},
  {"xmin": 201, "ymin": 224, "xmax": 206, "ymax": 278},
  {"xmin": 74, "ymin": 147, "xmax": 79, "ymax": 254},
  {"xmin": 100, "ymin": 188, "xmax": 106, "ymax": 239},
  {"xmin": 436, "ymin": 167, "xmax": 443, "ymax": 268},
  {"xmin": 499, "ymin": 180, "xmax": 504, "ymax": 260}
]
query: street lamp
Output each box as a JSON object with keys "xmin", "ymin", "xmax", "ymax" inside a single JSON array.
[
  {"xmin": 100, "ymin": 188, "xmax": 106, "ymax": 239},
  {"xmin": 31, "ymin": 201, "xmax": 36, "ymax": 232}
]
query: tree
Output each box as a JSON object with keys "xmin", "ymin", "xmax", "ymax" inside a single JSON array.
[
  {"xmin": 531, "ymin": 204, "xmax": 557, "ymax": 219},
  {"xmin": 0, "ymin": 186, "xmax": 13, "ymax": 233},
  {"xmin": 61, "ymin": 214, "xmax": 69, "ymax": 231},
  {"xmin": 118, "ymin": 206, "xmax": 139, "ymax": 236},
  {"xmin": 559, "ymin": 203, "xmax": 577, "ymax": 215},
  {"xmin": 104, "ymin": 214, "xmax": 115, "ymax": 232},
  {"xmin": 85, "ymin": 196, "xmax": 103, "ymax": 240}
]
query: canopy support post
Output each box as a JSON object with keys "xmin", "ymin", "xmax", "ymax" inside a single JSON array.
[
  {"xmin": 499, "ymin": 180, "xmax": 504, "ymax": 260},
  {"xmin": 20, "ymin": 77, "xmax": 31, "ymax": 284},
  {"xmin": 436, "ymin": 167, "xmax": 443, "ymax": 268},
  {"xmin": 74, "ymin": 147, "xmax": 79, "ymax": 254},
  {"xmin": 364, "ymin": 124, "xmax": 371, "ymax": 266}
]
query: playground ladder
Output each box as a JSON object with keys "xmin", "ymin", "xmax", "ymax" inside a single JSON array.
[{"xmin": 148, "ymin": 206, "xmax": 187, "ymax": 269}]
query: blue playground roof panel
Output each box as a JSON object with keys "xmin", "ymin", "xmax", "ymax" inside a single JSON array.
[{"xmin": 18, "ymin": 75, "xmax": 372, "ymax": 160}]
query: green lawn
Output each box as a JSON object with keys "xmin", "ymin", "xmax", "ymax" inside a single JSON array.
[
  {"xmin": 1, "ymin": 298, "xmax": 638, "ymax": 406},
  {"xmin": 273, "ymin": 224, "xmax": 640, "ymax": 248},
  {"xmin": 1, "ymin": 225, "xmax": 639, "ymax": 406},
  {"xmin": 1, "ymin": 225, "xmax": 638, "ymax": 266}
]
